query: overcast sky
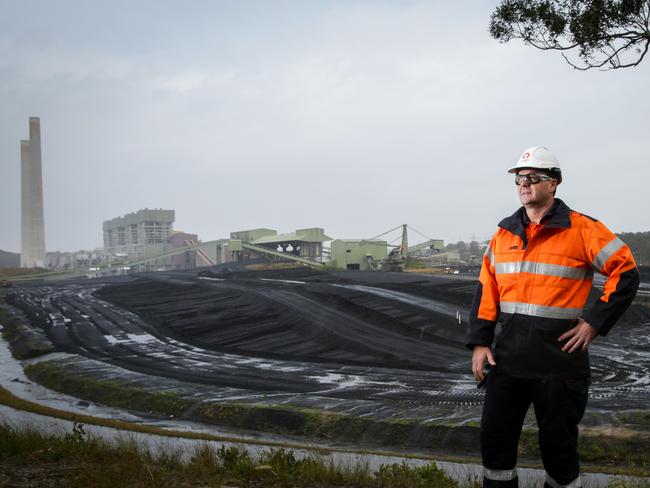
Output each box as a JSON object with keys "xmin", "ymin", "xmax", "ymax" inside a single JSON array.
[{"xmin": 1, "ymin": 1, "xmax": 649, "ymax": 253}]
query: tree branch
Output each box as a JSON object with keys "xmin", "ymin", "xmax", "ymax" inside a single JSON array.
[{"xmin": 491, "ymin": 0, "xmax": 650, "ymax": 70}]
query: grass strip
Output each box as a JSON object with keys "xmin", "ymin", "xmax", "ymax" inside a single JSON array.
[
  {"xmin": 0, "ymin": 303, "xmax": 55, "ymax": 359},
  {"xmin": 0, "ymin": 423, "xmax": 462, "ymax": 488},
  {"xmin": 0, "ymin": 383, "xmax": 482, "ymax": 468},
  {"xmin": 0, "ymin": 383, "xmax": 335, "ymax": 451}
]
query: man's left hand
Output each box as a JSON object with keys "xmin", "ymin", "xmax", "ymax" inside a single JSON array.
[{"xmin": 558, "ymin": 320, "xmax": 599, "ymax": 353}]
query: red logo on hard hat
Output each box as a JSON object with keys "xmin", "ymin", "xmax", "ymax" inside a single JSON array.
[{"xmin": 522, "ymin": 152, "xmax": 530, "ymax": 159}]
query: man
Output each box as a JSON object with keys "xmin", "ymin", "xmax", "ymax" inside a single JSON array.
[{"xmin": 467, "ymin": 146, "xmax": 640, "ymax": 488}]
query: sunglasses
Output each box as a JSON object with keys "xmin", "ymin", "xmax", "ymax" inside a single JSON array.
[{"xmin": 515, "ymin": 173, "xmax": 554, "ymax": 186}]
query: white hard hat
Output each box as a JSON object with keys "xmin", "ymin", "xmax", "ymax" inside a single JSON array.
[{"xmin": 508, "ymin": 146, "xmax": 560, "ymax": 173}]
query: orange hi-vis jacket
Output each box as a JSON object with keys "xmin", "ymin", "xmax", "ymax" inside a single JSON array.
[{"xmin": 467, "ymin": 199, "xmax": 640, "ymax": 378}]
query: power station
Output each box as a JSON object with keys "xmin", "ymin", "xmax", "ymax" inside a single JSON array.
[{"xmin": 12, "ymin": 116, "xmax": 447, "ymax": 274}]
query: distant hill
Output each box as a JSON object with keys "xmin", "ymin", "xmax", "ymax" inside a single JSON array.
[{"xmin": 0, "ymin": 250, "xmax": 20, "ymax": 268}]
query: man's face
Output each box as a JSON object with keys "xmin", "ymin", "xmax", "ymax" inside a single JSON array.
[{"xmin": 516, "ymin": 169, "xmax": 556, "ymax": 207}]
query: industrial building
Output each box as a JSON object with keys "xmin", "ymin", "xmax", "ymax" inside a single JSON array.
[
  {"xmin": 228, "ymin": 227, "xmax": 331, "ymax": 262},
  {"xmin": 103, "ymin": 209, "xmax": 175, "ymax": 259},
  {"xmin": 169, "ymin": 232, "xmax": 216, "ymax": 268},
  {"xmin": 230, "ymin": 228, "xmax": 277, "ymax": 244},
  {"xmin": 408, "ymin": 239, "xmax": 445, "ymax": 256},
  {"xmin": 330, "ymin": 239, "xmax": 388, "ymax": 270},
  {"xmin": 20, "ymin": 117, "xmax": 46, "ymax": 268},
  {"xmin": 46, "ymin": 250, "xmax": 109, "ymax": 270},
  {"xmin": 101, "ymin": 209, "xmax": 218, "ymax": 270}
]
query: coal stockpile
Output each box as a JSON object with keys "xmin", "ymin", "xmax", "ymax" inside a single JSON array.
[
  {"xmin": 95, "ymin": 269, "xmax": 471, "ymax": 371},
  {"xmin": 6, "ymin": 268, "xmax": 650, "ymax": 427}
]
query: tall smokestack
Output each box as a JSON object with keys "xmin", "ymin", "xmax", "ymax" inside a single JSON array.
[{"xmin": 20, "ymin": 117, "xmax": 46, "ymax": 268}]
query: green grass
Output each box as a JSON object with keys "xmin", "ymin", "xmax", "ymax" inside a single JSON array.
[
  {"xmin": 607, "ymin": 481, "xmax": 650, "ymax": 488},
  {"xmin": 0, "ymin": 422, "xmax": 460, "ymax": 488},
  {"xmin": 614, "ymin": 411, "xmax": 650, "ymax": 431},
  {"xmin": 2, "ymin": 422, "xmax": 648, "ymax": 487},
  {"xmin": 25, "ymin": 361, "xmax": 192, "ymax": 417},
  {"xmin": 519, "ymin": 427, "xmax": 650, "ymax": 470},
  {"xmin": 0, "ymin": 305, "xmax": 55, "ymax": 359}
]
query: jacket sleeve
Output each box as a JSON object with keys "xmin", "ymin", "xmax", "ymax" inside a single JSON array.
[
  {"xmin": 466, "ymin": 236, "xmax": 500, "ymax": 349},
  {"xmin": 583, "ymin": 222, "xmax": 640, "ymax": 336}
]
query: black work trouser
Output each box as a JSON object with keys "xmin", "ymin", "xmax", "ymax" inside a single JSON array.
[{"xmin": 480, "ymin": 369, "xmax": 589, "ymax": 488}]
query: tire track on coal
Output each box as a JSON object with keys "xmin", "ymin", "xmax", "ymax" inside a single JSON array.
[
  {"xmin": 47, "ymin": 292, "xmax": 320, "ymax": 393},
  {"xmin": 254, "ymin": 287, "xmax": 461, "ymax": 372}
]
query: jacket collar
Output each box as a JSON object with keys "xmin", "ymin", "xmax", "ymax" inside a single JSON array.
[{"xmin": 498, "ymin": 198, "xmax": 571, "ymax": 247}]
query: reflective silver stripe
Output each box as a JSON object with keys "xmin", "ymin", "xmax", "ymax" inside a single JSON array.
[
  {"xmin": 545, "ymin": 473, "xmax": 582, "ymax": 488},
  {"xmin": 484, "ymin": 246, "xmax": 494, "ymax": 266},
  {"xmin": 495, "ymin": 262, "xmax": 520, "ymax": 274},
  {"xmin": 483, "ymin": 467, "xmax": 518, "ymax": 481},
  {"xmin": 592, "ymin": 237, "xmax": 625, "ymax": 272},
  {"xmin": 495, "ymin": 261, "xmax": 592, "ymax": 280},
  {"xmin": 500, "ymin": 301, "xmax": 583, "ymax": 320}
]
